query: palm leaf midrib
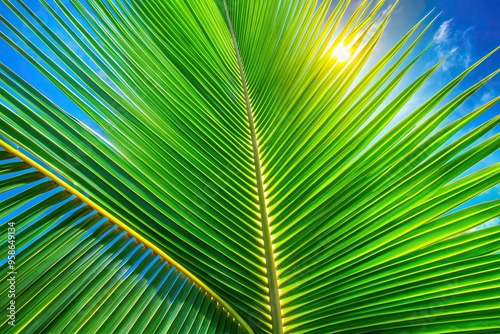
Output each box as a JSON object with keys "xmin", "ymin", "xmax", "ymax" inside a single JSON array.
[{"xmin": 223, "ymin": 0, "xmax": 283, "ymax": 332}]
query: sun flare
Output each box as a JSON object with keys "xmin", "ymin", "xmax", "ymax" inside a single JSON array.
[{"xmin": 332, "ymin": 44, "xmax": 351, "ymax": 62}]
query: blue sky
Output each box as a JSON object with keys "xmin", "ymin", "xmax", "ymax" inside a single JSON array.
[
  {"xmin": 385, "ymin": 0, "xmax": 500, "ymax": 215},
  {"xmin": 1, "ymin": 0, "xmax": 499, "ymax": 224}
]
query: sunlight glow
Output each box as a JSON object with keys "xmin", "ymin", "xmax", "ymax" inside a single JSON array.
[{"xmin": 332, "ymin": 44, "xmax": 351, "ymax": 62}]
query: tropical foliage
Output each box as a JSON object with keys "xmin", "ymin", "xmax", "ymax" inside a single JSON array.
[{"xmin": 1, "ymin": 0, "xmax": 499, "ymax": 333}]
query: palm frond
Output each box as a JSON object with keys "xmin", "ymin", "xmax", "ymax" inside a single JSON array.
[
  {"xmin": 1, "ymin": 0, "xmax": 499, "ymax": 333},
  {"xmin": 0, "ymin": 143, "xmax": 247, "ymax": 332}
]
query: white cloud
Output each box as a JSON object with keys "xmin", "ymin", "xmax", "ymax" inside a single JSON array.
[
  {"xmin": 467, "ymin": 89, "xmax": 497, "ymax": 111},
  {"xmin": 434, "ymin": 19, "xmax": 453, "ymax": 43},
  {"xmin": 480, "ymin": 91, "xmax": 494, "ymax": 104},
  {"xmin": 380, "ymin": 4, "xmax": 393, "ymax": 18},
  {"xmin": 432, "ymin": 19, "xmax": 474, "ymax": 73},
  {"xmin": 469, "ymin": 217, "xmax": 500, "ymax": 232}
]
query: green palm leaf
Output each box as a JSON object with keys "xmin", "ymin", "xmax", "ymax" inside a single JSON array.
[
  {"xmin": 0, "ymin": 145, "xmax": 244, "ymax": 333},
  {"xmin": 1, "ymin": 0, "xmax": 499, "ymax": 333}
]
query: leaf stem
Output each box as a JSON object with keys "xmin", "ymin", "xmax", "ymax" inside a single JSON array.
[{"xmin": 223, "ymin": 1, "xmax": 283, "ymax": 333}]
